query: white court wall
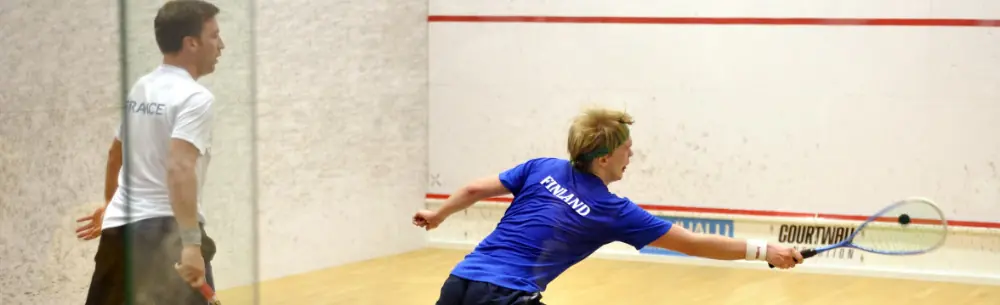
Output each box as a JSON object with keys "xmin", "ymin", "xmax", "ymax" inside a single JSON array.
[
  {"xmin": 426, "ymin": 0, "xmax": 1000, "ymax": 283},
  {"xmin": 429, "ymin": 0, "xmax": 1000, "ymax": 19},
  {"xmin": 254, "ymin": 0, "xmax": 429, "ymax": 284},
  {"xmin": 428, "ymin": 0, "xmax": 1000, "ymax": 221}
]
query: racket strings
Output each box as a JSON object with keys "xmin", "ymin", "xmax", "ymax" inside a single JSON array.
[
  {"xmin": 850, "ymin": 199, "xmax": 948, "ymax": 254},
  {"xmin": 852, "ymin": 222, "xmax": 947, "ymax": 252}
]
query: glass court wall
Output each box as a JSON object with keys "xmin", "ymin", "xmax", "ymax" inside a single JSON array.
[
  {"xmin": 1, "ymin": 0, "xmax": 427, "ymax": 302},
  {"xmin": 120, "ymin": 0, "xmax": 260, "ymax": 303},
  {"xmin": 1, "ymin": 0, "xmax": 256, "ymax": 303},
  {"xmin": 1, "ymin": 0, "xmax": 260, "ymax": 303}
]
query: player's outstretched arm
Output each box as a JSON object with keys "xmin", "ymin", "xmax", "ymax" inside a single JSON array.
[
  {"xmin": 648, "ymin": 225, "xmax": 804, "ymax": 269},
  {"xmin": 413, "ymin": 176, "xmax": 511, "ymax": 230},
  {"xmin": 436, "ymin": 176, "xmax": 511, "ymax": 218}
]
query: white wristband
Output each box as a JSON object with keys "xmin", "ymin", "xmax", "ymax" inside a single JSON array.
[
  {"xmin": 745, "ymin": 239, "xmax": 768, "ymax": 261},
  {"xmin": 180, "ymin": 227, "xmax": 202, "ymax": 246}
]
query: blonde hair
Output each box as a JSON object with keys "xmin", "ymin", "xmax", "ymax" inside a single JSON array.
[{"xmin": 567, "ymin": 107, "xmax": 634, "ymax": 172}]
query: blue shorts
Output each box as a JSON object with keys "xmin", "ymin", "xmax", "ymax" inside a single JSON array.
[{"xmin": 435, "ymin": 274, "xmax": 545, "ymax": 305}]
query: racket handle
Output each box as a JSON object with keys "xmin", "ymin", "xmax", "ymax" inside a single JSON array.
[
  {"xmin": 175, "ymin": 263, "xmax": 221, "ymax": 304},
  {"xmin": 800, "ymin": 248, "xmax": 818, "ymax": 259},
  {"xmin": 200, "ymin": 284, "xmax": 221, "ymax": 305},
  {"xmin": 767, "ymin": 248, "xmax": 817, "ymax": 268}
]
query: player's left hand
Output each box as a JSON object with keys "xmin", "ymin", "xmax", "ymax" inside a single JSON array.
[
  {"xmin": 412, "ymin": 209, "xmax": 444, "ymax": 231},
  {"xmin": 75, "ymin": 206, "xmax": 106, "ymax": 241}
]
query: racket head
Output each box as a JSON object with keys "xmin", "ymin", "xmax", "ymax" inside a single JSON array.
[
  {"xmin": 767, "ymin": 197, "xmax": 946, "ymax": 268},
  {"xmin": 849, "ymin": 196, "xmax": 948, "ymax": 255}
]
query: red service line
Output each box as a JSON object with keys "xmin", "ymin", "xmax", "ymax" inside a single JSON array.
[
  {"xmin": 427, "ymin": 15, "xmax": 1000, "ymax": 27},
  {"xmin": 424, "ymin": 193, "xmax": 1000, "ymax": 229}
]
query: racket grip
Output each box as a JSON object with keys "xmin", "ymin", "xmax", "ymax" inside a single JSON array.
[
  {"xmin": 767, "ymin": 248, "xmax": 816, "ymax": 268},
  {"xmin": 200, "ymin": 284, "xmax": 221, "ymax": 305},
  {"xmin": 175, "ymin": 263, "xmax": 221, "ymax": 304},
  {"xmin": 800, "ymin": 248, "xmax": 818, "ymax": 259}
]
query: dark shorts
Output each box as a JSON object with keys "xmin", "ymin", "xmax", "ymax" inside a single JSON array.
[
  {"xmin": 84, "ymin": 216, "xmax": 217, "ymax": 305},
  {"xmin": 435, "ymin": 274, "xmax": 546, "ymax": 305}
]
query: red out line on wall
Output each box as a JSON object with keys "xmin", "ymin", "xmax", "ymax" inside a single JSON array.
[
  {"xmin": 427, "ymin": 15, "xmax": 1000, "ymax": 27},
  {"xmin": 424, "ymin": 193, "xmax": 1000, "ymax": 229}
]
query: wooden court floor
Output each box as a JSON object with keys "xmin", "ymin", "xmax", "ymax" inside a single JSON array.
[{"xmin": 217, "ymin": 248, "xmax": 999, "ymax": 305}]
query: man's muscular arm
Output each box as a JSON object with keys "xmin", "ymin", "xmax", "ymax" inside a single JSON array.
[{"xmin": 104, "ymin": 138, "xmax": 122, "ymax": 205}]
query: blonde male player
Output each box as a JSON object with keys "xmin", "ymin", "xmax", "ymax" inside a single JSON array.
[
  {"xmin": 413, "ymin": 108, "xmax": 804, "ymax": 305},
  {"xmin": 74, "ymin": 1, "xmax": 225, "ymax": 304}
]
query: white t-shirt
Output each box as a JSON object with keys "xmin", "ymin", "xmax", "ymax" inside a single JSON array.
[{"xmin": 102, "ymin": 64, "xmax": 214, "ymax": 229}]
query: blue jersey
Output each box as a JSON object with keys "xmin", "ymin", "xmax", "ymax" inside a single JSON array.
[{"xmin": 449, "ymin": 157, "xmax": 674, "ymax": 292}]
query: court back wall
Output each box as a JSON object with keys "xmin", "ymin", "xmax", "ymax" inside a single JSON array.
[{"xmin": 427, "ymin": 0, "xmax": 1000, "ymax": 223}]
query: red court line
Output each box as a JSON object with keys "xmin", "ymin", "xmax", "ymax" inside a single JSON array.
[
  {"xmin": 424, "ymin": 193, "xmax": 1000, "ymax": 229},
  {"xmin": 428, "ymin": 15, "xmax": 1000, "ymax": 27}
]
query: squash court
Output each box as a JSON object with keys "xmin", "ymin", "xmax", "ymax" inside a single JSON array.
[{"xmin": 215, "ymin": 248, "xmax": 1000, "ymax": 305}]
